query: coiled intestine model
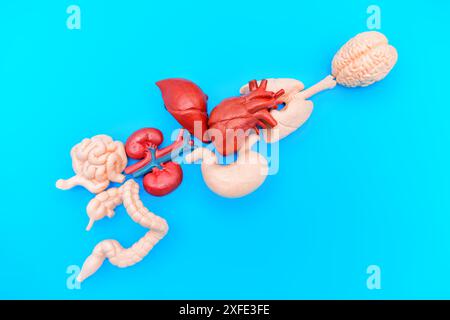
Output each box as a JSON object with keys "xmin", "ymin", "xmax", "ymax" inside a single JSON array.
[
  {"xmin": 56, "ymin": 135, "xmax": 128, "ymax": 194},
  {"xmin": 77, "ymin": 179, "xmax": 169, "ymax": 283}
]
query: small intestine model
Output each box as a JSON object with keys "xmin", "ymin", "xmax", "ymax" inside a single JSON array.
[
  {"xmin": 56, "ymin": 135, "xmax": 128, "ymax": 194},
  {"xmin": 57, "ymin": 31, "xmax": 398, "ymax": 282},
  {"xmin": 157, "ymin": 31, "xmax": 398, "ymax": 198}
]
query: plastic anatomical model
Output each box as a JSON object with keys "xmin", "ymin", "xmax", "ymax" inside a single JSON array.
[
  {"xmin": 158, "ymin": 79, "xmax": 284, "ymax": 156},
  {"xmin": 55, "ymin": 30, "xmax": 399, "ymax": 284},
  {"xmin": 158, "ymin": 31, "xmax": 398, "ymax": 197},
  {"xmin": 185, "ymin": 134, "xmax": 268, "ymax": 198},
  {"xmin": 77, "ymin": 179, "xmax": 169, "ymax": 282},
  {"xmin": 56, "ymin": 135, "xmax": 127, "ymax": 194},
  {"xmin": 331, "ymin": 31, "xmax": 398, "ymax": 87},
  {"xmin": 207, "ymin": 79, "xmax": 285, "ymax": 156},
  {"xmin": 124, "ymin": 128, "xmax": 192, "ymax": 196},
  {"xmin": 240, "ymin": 76, "xmax": 337, "ymax": 143},
  {"xmin": 156, "ymin": 79, "xmax": 209, "ymax": 142},
  {"xmin": 241, "ymin": 31, "xmax": 398, "ymax": 143}
]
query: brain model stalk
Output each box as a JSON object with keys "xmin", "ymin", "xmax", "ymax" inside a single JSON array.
[{"xmin": 77, "ymin": 179, "xmax": 169, "ymax": 282}]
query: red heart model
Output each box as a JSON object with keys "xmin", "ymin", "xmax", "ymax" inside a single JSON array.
[{"xmin": 143, "ymin": 161, "xmax": 183, "ymax": 196}]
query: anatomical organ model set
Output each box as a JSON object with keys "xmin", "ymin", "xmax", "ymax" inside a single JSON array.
[{"xmin": 56, "ymin": 31, "xmax": 398, "ymax": 282}]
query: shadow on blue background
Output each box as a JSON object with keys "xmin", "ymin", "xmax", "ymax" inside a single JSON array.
[{"xmin": 1, "ymin": 0, "xmax": 450, "ymax": 299}]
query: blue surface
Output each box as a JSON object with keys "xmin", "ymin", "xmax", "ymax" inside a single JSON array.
[{"xmin": 1, "ymin": 0, "xmax": 450, "ymax": 299}]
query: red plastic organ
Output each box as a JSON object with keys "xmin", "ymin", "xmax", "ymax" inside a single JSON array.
[
  {"xmin": 124, "ymin": 128, "xmax": 191, "ymax": 196},
  {"xmin": 157, "ymin": 78, "xmax": 284, "ymax": 156}
]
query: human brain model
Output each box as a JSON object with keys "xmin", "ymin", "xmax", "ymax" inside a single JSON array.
[
  {"xmin": 332, "ymin": 31, "xmax": 398, "ymax": 87},
  {"xmin": 56, "ymin": 135, "xmax": 128, "ymax": 194}
]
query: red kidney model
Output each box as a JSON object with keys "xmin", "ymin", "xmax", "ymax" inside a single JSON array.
[
  {"xmin": 142, "ymin": 161, "xmax": 183, "ymax": 196},
  {"xmin": 124, "ymin": 128, "xmax": 191, "ymax": 196}
]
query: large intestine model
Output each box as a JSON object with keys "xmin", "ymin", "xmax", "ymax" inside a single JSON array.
[
  {"xmin": 76, "ymin": 179, "xmax": 169, "ymax": 282},
  {"xmin": 56, "ymin": 31, "xmax": 398, "ymax": 282}
]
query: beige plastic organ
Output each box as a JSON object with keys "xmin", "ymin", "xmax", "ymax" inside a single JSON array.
[
  {"xmin": 239, "ymin": 31, "xmax": 398, "ymax": 143},
  {"xmin": 332, "ymin": 31, "xmax": 398, "ymax": 87},
  {"xmin": 240, "ymin": 78, "xmax": 305, "ymax": 104},
  {"xmin": 56, "ymin": 135, "xmax": 127, "ymax": 194},
  {"xmin": 185, "ymin": 134, "xmax": 268, "ymax": 198},
  {"xmin": 85, "ymin": 186, "xmax": 123, "ymax": 231},
  {"xmin": 77, "ymin": 179, "xmax": 169, "ymax": 282},
  {"xmin": 240, "ymin": 77, "xmax": 336, "ymax": 143},
  {"xmin": 57, "ymin": 30, "xmax": 398, "ymax": 284}
]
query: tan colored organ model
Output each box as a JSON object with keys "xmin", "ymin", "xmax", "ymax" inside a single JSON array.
[
  {"xmin": 332, "ymin": 31, "xmax": 398, "ymax": 87},
  {"xmin": 55, "ymin": 30, "xmax": 398, "ymax": 283},
  {"xmin": 78, "ymin": 179, "xmax": 169, "ymax": 282},
  {"xmin": 56, "ymin": 135, "xmax": 128, "ymax": 193},
  {"xmin": 185, "ymin": 134, "xmax": 268, "ymax": 198}
]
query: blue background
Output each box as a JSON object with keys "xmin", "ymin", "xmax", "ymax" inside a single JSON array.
[{"xmin": 1, "ymin": 0, "xmax": 450, "ymax": 299}]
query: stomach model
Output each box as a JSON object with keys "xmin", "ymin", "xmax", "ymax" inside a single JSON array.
[{"xmin": 157, "ymin": 31, "xmax": 398, "ymax": 198}]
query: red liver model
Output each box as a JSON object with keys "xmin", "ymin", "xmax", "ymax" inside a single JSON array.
[{"xmin": 156, "ymin": 79, "xmax": 209, "ymax": 142}]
